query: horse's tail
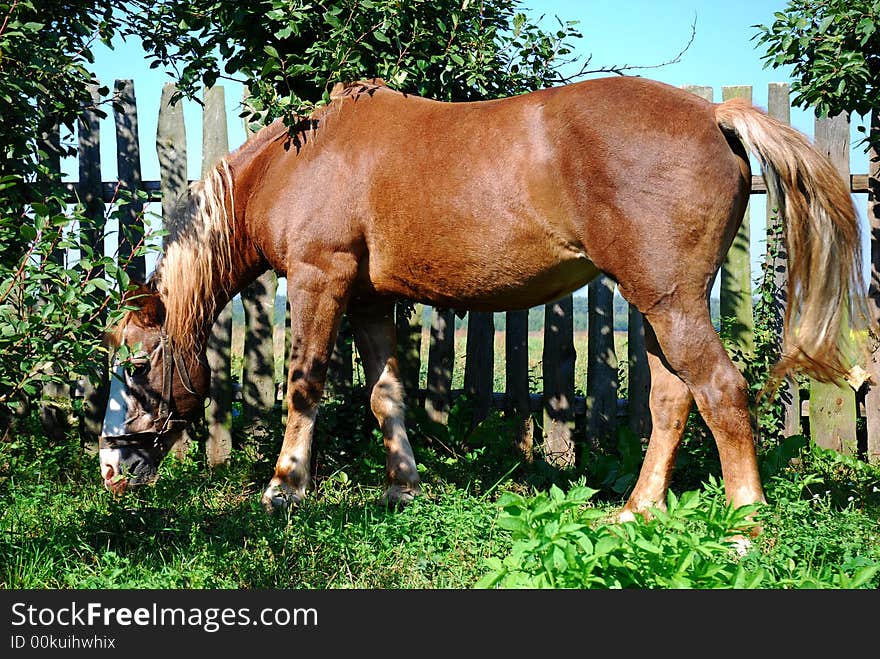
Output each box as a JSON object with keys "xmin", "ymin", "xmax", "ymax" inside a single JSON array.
[{"xmin": 714, "ymin": 98, "xmax": 871, "ymax": 385}]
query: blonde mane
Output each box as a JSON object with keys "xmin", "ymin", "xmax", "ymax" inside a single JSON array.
[
  {"xmin": 146, "ymin": 101, "xmax": 356, "ymax": 356},
  {"xmin": 153, "ymin": 159, "xmax": 236, "ymax": 356}
]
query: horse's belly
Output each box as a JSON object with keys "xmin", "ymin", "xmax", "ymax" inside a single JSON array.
[{"xmin": 366, "ymin": 245, "xmax": 600, "ymax": 311}]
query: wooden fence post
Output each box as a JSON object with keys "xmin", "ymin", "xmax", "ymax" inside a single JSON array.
[
  {"xmin": 720, "ymin": 85, "xmax": 755, "ymax": 365},
  {"xmin": 810, "ymin": 112, "xmax": 858, "ymax": 454},
  {"xmin": 627, "ymin": 305, "xmax": 651, "ymax": 441},
  {"xmin": 78, "ymin": 83, "xmax": 108, "ymax": 449},
  {"xmin": 325, "ymin": 316, "xmax": 352, "ymax": 399},
  {"xmin": 543, "ymin": 295, "xmax": 576, "ymax": 467},
  {"xmin": 395, "ymin": 302, "xmax": 423, "ymax": 407},
  {"xmin": 113, "ymin": 79, "xmax": 146, "ymax": 281},
  {"xmin": 505, "ymin": 309, "xmax": 533, "ymax": 459},
  {"xmin": 156, "ymin": 82, "xmax": 194, "ymax": 459},
  {"xmin": 464, "ymin": 311, "xmax": 494, "ymax": 430},
  {"xmin": 586, "ymin": 276, "xmax": 618, "ymax": 446},
  {"xmin": 765, "ymin": 82, "xmax": 801, "ymax": 439},
  {"xmin": 281, "ymin": 298, "xmax": 292, "ymax": 425},
  {"xmin": 866, "ymin": 109, "xmax": 880, "ymax": 465},
  {"xmin": 239, "ymin": 90, "xmax": 280, "ymax": 429},
  {"xmin": 202, "ymin": 85, "xmax": 233, "ymax": 466},
  {"xmin": 425, "ymin": 307, "xmax": 455, "ymax": 424},
  {"xmin": 37, "ymin": 116, "xmax": 70, "ymax": 441},
  {"xmin": 241, "ymin": 270, "xmax": 280, "ymax": 422}
]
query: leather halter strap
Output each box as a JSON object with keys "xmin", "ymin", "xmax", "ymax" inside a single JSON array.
[
  {"xmin": 155, "ymin": 332, "xmax": 197, "ymax": 437},
  {"xmin": 101, "ymin": 333, "xmax": 194, "ymax": 450}
]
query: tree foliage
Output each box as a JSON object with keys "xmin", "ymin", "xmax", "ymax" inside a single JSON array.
[
  {"xmin": 0, "ymin": 1, "xmax": 156, "ymax": 426},
  {"xmin": 124, "ymin": 0, "xmax": 585, "ymax": 127},
  {"xmin": 755, "ymin": 0, "xmax": 880, "ymax": 121}
]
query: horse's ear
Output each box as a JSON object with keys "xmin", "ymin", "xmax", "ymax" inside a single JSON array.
[{"xmin": 125, "ymin": 281, "xmax": 166, "ymax": 328}]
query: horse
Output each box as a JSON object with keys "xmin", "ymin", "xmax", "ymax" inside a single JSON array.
[{"xmin": 99, "ymin": 75, "xmax": 868, "ymax": 523}]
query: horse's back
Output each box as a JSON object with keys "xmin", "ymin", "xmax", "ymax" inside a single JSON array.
[{"xmin": 245, "ymin": 77, "xmax": 749, "ymax": 312}]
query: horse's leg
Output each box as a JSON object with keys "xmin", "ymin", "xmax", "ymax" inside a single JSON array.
[
  {"xmin": 643, "ymin": 303, "xmax": 766, "ymax": 512},
  {"xmin": 619, "ymin": 320, "xmax": 694, "ymax": 521},
  {"xmin": 261, "ymin": 261, "xmax": 355, "ymax": 512},
  {"xmin": 349, "ymin": 305, "xmax": 421, "ymax": 507}
]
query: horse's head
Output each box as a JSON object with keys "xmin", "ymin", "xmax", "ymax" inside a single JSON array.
[{"xmin": 99, "ymin": 283, "xmax": 210, "ymax": 493}]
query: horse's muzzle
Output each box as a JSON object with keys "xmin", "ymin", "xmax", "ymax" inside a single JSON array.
[{"xmin": 100, "ymin": 445, "xmax": 160, "ymax": 493}]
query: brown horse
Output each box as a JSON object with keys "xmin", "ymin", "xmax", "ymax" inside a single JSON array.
[{"xmin": 100, "ymin": 76, "xmax": 867, "ymax": 521}]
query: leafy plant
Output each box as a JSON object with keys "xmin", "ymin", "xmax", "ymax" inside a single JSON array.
[
  {"xmin": 477, "ymin": 479, "xmax": 766, "ymax": 589},
  {"xmin": 755, "ymin": 0, "xmax": 880, "ymax": 120},
  {"xmin": 0, "ymin": 2, "xmax": 160, "ymax": 434},
  {"xmin": 584, "ymin": 426, "xmax": 644, "ymax": 498}
]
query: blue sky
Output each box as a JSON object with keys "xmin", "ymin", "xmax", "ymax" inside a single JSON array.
[{"xmin": 68, "ymin": 0, "xmax": 871, "ymax": 288}]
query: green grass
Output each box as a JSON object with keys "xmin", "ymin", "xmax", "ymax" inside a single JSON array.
[{"xmin": 1, "ymin": 399, "xmax": 879, "ymax": 589}]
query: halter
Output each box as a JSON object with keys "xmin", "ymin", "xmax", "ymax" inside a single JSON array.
[{"xmin": 100, "ymin": 332, "xmax": 198, "ymax": 451}]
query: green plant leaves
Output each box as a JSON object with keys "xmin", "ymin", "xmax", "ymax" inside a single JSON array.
[
  {"xmin": 755, "ymin": 0, "xmax": 880, "ymax": 122},
  {"xmin": 478, "ymin": 482, "xmax": 776, "ymax": 589}
]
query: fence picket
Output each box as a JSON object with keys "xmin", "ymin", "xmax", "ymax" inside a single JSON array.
[
  {"xmin": 810, "ymin": 112, "xmax": 858, "ymax": 454},
  {"xmin": 505, "ymin": 309, "xmax": 533, "ymax": 459},
  {"xmin": 543, "ymin": 295, "xmax": 576, "ymax": 467},
  {"xmin": 37, "ymin": 116, "xmax": 70, "ymax": 440},
  {"xmin": 464, "ymin": 311, "xmax": 494, "ymax": 429},
  {"xmin": 201, "ymin": 85, "xmax": 233, "ymax": 466},
  {"xmin": 79, "ymin": 84, "xmax": 107, "ymax": 448},
  {"xmin": 239, "ymin": 91, "xmax": 281, "ymax": 426},
  {"xmin": 720, "ymin": 85, "xmax": 755, "ymax": 364},
  {"xmin": 155, "ymin": 82, "xmax": 194, "ymax": 459},
  {"xmin": 867, "ymin": 111, "xmax": 880, "ymax": 465},
  {"xmin": 396, "ymin": 303, "xmax": 423, "ymax": 408},
  {"xmin": 765, "ymin": 82, "xmax": 801, "ymax": 438},
  {"xmin": 586, "ymin": 276, "xmax": 617, "ymax": 445},
  {"xmin": 113, "ymin": 79, "xmax": 146, "ymax": 281},
  {"xmin": 425, "ymin": 307, "xmax": 455, "ymax": 424},
  {"xmin": 626, "ymin": 305, "xmax": 651, "ymax": 441}
]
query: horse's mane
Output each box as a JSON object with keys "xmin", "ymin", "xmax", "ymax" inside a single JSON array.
[
  {"xmin": 150, "ymin": 119, "xmax": 290, "ymax": 354},
  {"xmin": 146, "ymin": 82, "xmax": 391, "ymax": 355},
  {"xmin": 150, "ymin": 159, "xmax": 235, "ymax": 356},
  {"xmin": 328, "ymin": 78, "xmax": 390, "ymax": 101}
]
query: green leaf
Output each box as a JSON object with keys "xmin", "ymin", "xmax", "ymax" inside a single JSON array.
[
  {"xmin": 20, "ymin": 224, "xmax": 37, "ymax": 241},
  {"xmin": 496, "ymin": 515, "xmax": 530, "ymax": 536}
]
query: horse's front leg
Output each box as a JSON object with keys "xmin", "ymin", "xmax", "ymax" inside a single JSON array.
[
  {"xmin": 350, "ymin": 304, "xmax": 421, "ymax": 507},
  {"xmin": 261, "ymin": 259, "xmax": 355, "ymax": 513}
]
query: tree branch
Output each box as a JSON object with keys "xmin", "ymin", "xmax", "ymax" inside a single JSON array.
[{"xmin": 555, "ymin": 14, "xmax": 697, "ymax": 84}]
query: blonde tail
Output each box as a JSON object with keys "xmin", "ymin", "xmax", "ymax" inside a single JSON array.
[{"xmin": 715, "ymin": 98, "xmax": 870, "ymax": 384}]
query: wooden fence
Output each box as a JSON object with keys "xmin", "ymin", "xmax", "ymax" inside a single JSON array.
[{"xmin": 50, "ymin": 79, "xmax": 880, "ymax": 467}]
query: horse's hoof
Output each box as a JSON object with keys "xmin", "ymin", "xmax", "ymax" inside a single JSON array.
[
  {"xmin": 379, "ymin": 484, "xmax": 421, "ymax": 510},
  {"xmin": 617, "ymin": 508, "xmax": 637, "ymax": 523},
  {"xmin": 728, "ymin": 535, "xmax": 752, "ymax": 557},
  {"xmin": 618, "ymin": 499, "xmax": 665, "ymax": 524},
  {"xmin": 260, "ymin": 482, "xmax": 303, "ymax": 514}
]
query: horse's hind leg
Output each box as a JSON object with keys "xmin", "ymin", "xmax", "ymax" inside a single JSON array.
[
  {"xmin": 643, "ymin": 303, "xmax": 766, "ymax": 512},
  {"xmin": 349, "ymin": 304, "xmax": 421, "ymax": 507},
  {"xmin": 620, "ymin": 320, "xmax": 694, "ymax": 520}
]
